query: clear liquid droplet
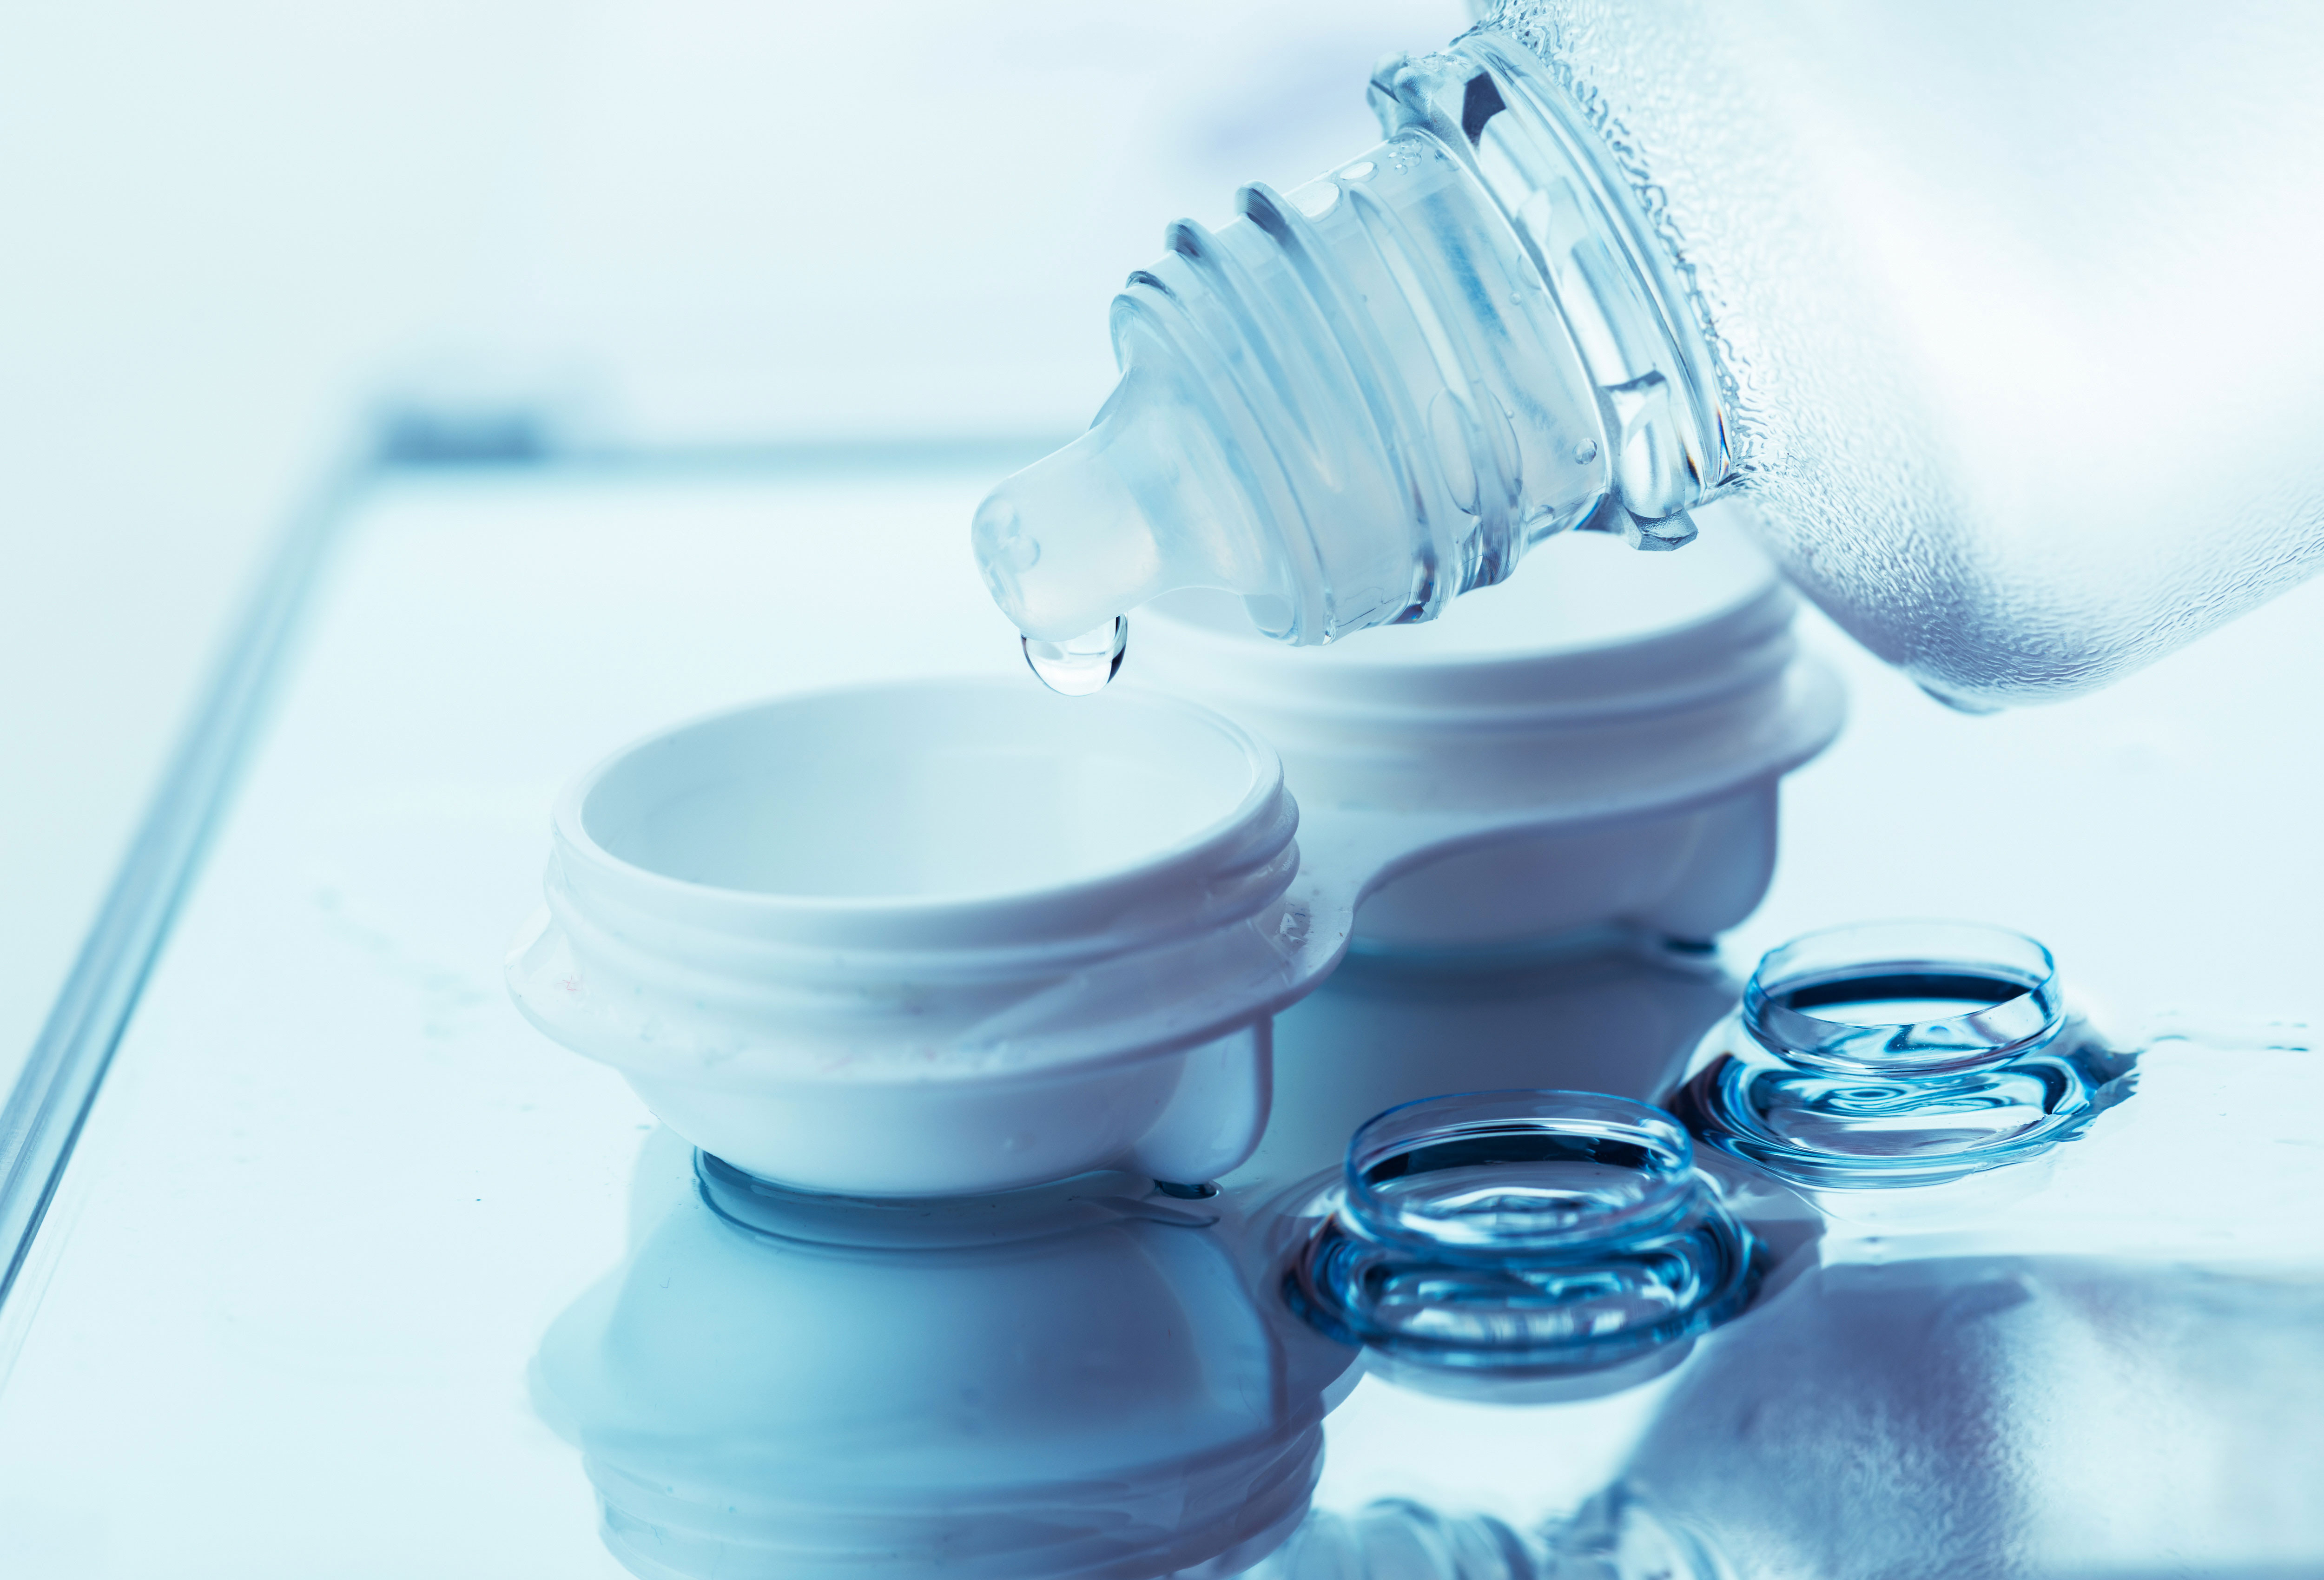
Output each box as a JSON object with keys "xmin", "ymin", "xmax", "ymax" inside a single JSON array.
[
  {"xmin": 1022, "ymin": 615, "xmax": 1127, "ymax": 696},
  {"xmin": 1572, "ymin": 438, "xmax": 1600, "ymax": 465}
]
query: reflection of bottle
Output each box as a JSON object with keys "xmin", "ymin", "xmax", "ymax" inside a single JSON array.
[
  {"xmin": 532, "ymin": 1151, "xmax": 1350, "ymax": 1580},
  {"xmin": 1623, "ymin": 1257, "xmax": 2324, "ymax": 1577},
  {"xmin": 972, "ymin": 2, "xmax": 2324, "ymax": 708}
]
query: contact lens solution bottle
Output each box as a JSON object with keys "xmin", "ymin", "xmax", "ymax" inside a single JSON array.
[{"xmin": 973, "ymin": 0, "xmax": 2324, "ymax": 710}]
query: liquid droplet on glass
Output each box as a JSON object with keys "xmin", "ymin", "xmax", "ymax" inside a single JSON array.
[
  {"xmin": 1572, "ymin": 438, "xmax": 1601, "ymax": 465},
  {"xmin": 1022, "ymin": 615, "xmax": 1128, "ymax": 696}
]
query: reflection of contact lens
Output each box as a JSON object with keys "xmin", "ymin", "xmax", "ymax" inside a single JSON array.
[
  {"xmin": 1674, "ymin": 921, "xmax": 2136, "ymax": 1190},
  {"xmin": 1285, "ymin": 1091, "xmax": 1761, "ymax": 1377}
]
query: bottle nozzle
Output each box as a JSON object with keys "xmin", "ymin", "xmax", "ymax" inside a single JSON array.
[
  {"xmin": 973, "ymin": 426, "xmax": 1163, "ymax": 644},
  {"xmin": 973, "ymin": 364, "xmax": 1271, "ymax": 644}
]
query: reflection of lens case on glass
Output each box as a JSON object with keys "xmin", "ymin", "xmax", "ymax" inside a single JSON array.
[{"xmin": 534, "ymin": 1153, "xmax": 1336, "ymax": 1580}]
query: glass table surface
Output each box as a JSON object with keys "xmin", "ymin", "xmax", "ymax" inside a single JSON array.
[{"xmin": 0, "ymin": 450, "xmax": 2319, "ymax": 1577}]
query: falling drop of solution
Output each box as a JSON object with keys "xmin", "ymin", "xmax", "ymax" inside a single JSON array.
[{"xmin": 1022, "ymin": 615, "xmax": 1128, "ymax": 696}]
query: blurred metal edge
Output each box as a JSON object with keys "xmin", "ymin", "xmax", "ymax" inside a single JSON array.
[
  {"xmin": 0, "ymin": 447, "xmax": 373, "ymax": 1388},
  {"xmin": 0, "ymin": 422, "xmax": 1068, "ymax": 1389}
]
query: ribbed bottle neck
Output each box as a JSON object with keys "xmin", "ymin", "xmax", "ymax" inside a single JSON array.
[
  {"xmin": 974, "ymin": 27, "xmax": 1736, "ymax": 648},
  {"xmin": 1406, "ymin": 33, "xmax": 1736, "ymax": 522}
]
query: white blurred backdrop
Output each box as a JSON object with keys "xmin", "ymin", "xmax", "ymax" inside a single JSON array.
[{"xmin": 0, "ymin": 0, "xmax": 1472, "ymax": 1083}]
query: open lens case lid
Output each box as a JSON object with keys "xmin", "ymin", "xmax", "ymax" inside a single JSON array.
[
  {"xmin": 507, "ymin": 678, "xmax": 1320, "ymax": 1196},
  {"xmin": 1137, "ymin": 518, "xmax": 1842, "ymax": 939}
]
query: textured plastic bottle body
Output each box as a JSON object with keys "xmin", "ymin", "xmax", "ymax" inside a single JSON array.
[
  {"xmin": 1486, "ymin": 0, "xmax": 2324, "ymax": 707},
  {"xmin": 975, "ymin": 3, "xmax": 2324, "ymax": 708}
]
